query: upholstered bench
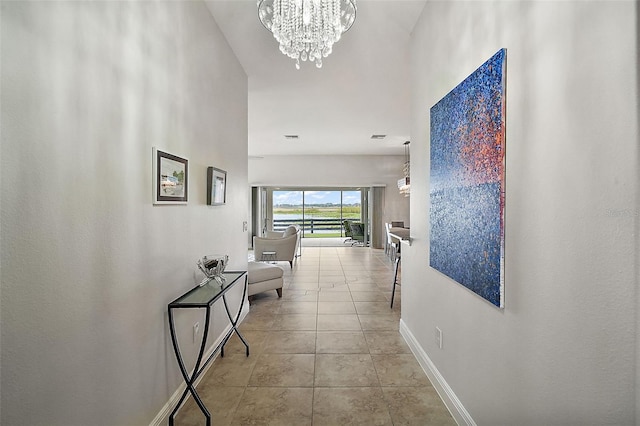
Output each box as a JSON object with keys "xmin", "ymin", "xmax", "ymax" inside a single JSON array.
[{"xmin": 247, "ymin": 261, "xmax": 283, "ymax": 301}]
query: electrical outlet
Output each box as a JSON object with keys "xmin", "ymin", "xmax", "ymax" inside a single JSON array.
[
  {"xmin": 435, "ymin": 327, "xmax": 443, "ymax": 349},
  {"xmin": 193, "ymin": 322, "xmax": 200, "ymax": 343},
  {"xmin": 243, "ymin": 221, "xmax": 248, "ymax": 232}
]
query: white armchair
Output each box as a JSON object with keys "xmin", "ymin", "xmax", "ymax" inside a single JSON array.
[{"xmin": 253, "ymin": 225, "xmax": 300, "ymax": 268}]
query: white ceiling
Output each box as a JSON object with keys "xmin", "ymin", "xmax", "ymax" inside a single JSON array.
[{"xmin": 205, "ymin": 0, "xmax": 426, "ymax": 156}]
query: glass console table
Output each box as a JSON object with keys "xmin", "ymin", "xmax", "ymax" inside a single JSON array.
[{"xmin": 167, "ymin": 271, "xmax": 249, "ymax": 426}]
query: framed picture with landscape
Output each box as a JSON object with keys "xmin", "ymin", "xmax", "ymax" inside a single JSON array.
[
  {"xmin": 153, "ymin": 147, "xmax": 188, "ymax": 205},
  {"xmin": 207, "ymin": 167, "xmax": 227, "ymax": 206}
]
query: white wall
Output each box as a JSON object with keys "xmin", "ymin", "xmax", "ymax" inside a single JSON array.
[
  {"xmin": 1, "ymin": 2, "xmax": 248, "ymax": 425},
  {"xmin": 249, "ymin": 155, "xmax": 411, "ymax": 237},
  {"xmin": 635, "ymin": 6, "xmax": 640, "ymax": 421},
  {"xmin": 405, "ymin": 1, "xmax": 638, "ymax": 425}
]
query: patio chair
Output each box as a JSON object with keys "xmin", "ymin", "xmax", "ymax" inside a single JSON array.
[
  {"xmin": 342, "ymin": 220, "xmax": 354, "ymax": 244},
  {"xmin": 350, "ymin": 222, "xmax": 366, "ymax": 246}
]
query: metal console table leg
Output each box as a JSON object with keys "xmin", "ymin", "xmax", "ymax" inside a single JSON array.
[
  {"xmin": 167, "ymin": 272, "xmax": 249, "ymax": 426},
  {"xmin": 221, "ymin": 281, "xmax": 249, "ymax": 358}
]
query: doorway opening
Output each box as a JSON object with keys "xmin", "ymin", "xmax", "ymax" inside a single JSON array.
[{"xmin": 250, "ymin": 186, "xmax": 389, "ymax": 249}]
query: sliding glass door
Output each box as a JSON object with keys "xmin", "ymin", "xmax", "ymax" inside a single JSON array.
[{"xmin": 272, "ymin": 189, "xmax": 362, "ymax": 238}]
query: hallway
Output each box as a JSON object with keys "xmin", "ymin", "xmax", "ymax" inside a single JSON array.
[{"xmin": 176, "ymin": 246, "xmax": 455, "ymax": 425}]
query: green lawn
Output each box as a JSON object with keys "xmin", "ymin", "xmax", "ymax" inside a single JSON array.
[
  {"xmin": 274, "ymin": 206, "xmax": 360, "ymax": 238},
  {"xmin": 303, "ymin": 232, "xmax": 343, "ymax": 238},
  {"xmin": 274, "ymin": 206, "xmax": 360, "ymax": 219}
]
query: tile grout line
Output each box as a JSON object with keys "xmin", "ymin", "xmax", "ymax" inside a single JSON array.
[{"xmin": 203, "ymin": 246, "xmax": 435, "ymax": 425}]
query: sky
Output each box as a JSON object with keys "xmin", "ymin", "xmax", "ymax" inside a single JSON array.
[{"xmin": 273, "ymin": 190, "xmax": 361, "ymax": 205}]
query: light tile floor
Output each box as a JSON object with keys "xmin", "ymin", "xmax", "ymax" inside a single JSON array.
[{"xmin": 176, "ymin": 246, "xmax": 456, "ymax": 425}]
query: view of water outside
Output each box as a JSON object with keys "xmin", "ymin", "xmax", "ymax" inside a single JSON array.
[{"xmin": 273, "ymin": 190, "xmax": 361, "ymax": 238}]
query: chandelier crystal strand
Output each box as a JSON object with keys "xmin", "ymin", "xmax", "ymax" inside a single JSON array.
[{"xmin": 258, "ymin": 0, "xmax": 356, "ymax": 69}]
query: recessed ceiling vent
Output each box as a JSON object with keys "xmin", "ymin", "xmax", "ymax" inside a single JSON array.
[
  {"xmin": 370, "ymin": 134, "xmax": 387, "ymax": 140},
  {"xmin": 284, "ymin": 135, "xmax": 299, "ymax": 140}
]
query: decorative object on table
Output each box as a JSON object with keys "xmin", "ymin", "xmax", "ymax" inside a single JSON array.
[
  {"xmin": 257, "ymin": 0, "xmax": 357, "ymax": 69},
  {"xmin": 153, "ymin": 147, "xmax": 188, "ymax": 205},
  {"xmin": 207, "ymin": 167, "xmax": 227, "ymax": 206},
  {"xmin": 197, "ymin": 254, "xmax": 229, "ymax": 285},
  {"xmin": 397, "ymin": 141, "xmax": 411, "ymax": 196},
  {"xmin": 429, "ymin": 48, "xmax": 506, "ymax": 309}
]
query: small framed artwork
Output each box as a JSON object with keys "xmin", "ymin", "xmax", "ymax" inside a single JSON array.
[
  {"xmin": 153, "ymin": 147, "xmax": 188, "ymax": 205},
  {"xmin": 207, "ymin": 167, "xmax": 227, "ymax": 206}
]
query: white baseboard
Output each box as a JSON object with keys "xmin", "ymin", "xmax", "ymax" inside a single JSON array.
[
  {"xmin": 399, "ymin": 319, "xmax": 476, "ymax": 426},
  {"xmin": 149, "ymin": 307, "xmax": 249, "ymax": 426}
]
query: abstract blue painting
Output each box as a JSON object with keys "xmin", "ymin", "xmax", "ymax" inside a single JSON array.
[{"xmin": 429, "ymin": 49, "xmax": 506, "ymax": 308}]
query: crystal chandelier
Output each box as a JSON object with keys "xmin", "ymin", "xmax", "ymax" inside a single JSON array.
[
  {"xmin": 257, "ymin": 0, "xmax": 357, "ymax": 69},
  {"xmin": 398, "ymin": 141, "xmax": 410, "ymax": 197}
]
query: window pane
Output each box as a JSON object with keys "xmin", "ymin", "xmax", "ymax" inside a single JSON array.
[
  {"xmin": 304, "ymin": 191, "xmax": 342, "ymax": 238},
  {"xmin": 273, "ymin": 191, "xmax": 303, "ymax": 232},
  {"xmin": 341, "ymin": 191, "xmax": 361, "ymax": 221}
]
